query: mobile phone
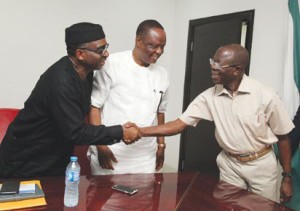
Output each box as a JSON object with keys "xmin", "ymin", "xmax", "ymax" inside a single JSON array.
[
  {"xmin": 0, "ymin": 180, "xmax": 20, "ymax": 195},
  {"xmin": 111, "ymin": 184, "xmax": 138, "ymax": 195}
]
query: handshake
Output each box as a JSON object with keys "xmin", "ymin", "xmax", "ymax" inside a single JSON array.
[{"xmin": 121, "ymin": 122, "xmax": 142, "ymax": 145}]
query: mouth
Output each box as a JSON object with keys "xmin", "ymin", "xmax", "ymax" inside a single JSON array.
[
  {"xmin": 99, "ymin": 58, "xmax": 107, "ymax": 65},
  {"xmin": 150, "ymin": 54, "xmax": 159, "ymax": 61},
  {"xmin": 211, "ymin": 73, "xmax": 219, "ymax": 79}
]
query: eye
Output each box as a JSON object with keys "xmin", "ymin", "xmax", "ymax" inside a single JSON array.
[
  {"xmin": 147, "ymin": 44, "xmax": 156, "ymax": 50},
  {"xmin": 95, "ymin": 48, "xmax": 104, "ymax": 54},
  {"xmin": 147, "ymin": 44, "xmax": 164, "ymax": 51}
]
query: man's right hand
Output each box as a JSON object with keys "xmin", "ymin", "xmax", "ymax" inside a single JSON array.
[
  {"xmin": 96, "ymin": 145, "xmax": 117, "ymax": 170},
  {"xmin": 122, "ymin": 122, "xmax": 141, "ymax": 144}
]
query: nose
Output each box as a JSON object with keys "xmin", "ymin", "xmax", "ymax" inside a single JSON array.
[
  {"xmin": 155, "ymin": 46, "xmax": 164, "ymax": 55},
  {"xmin": 102, "ymin": 50, "xmax": 109, "ymax": 58}
]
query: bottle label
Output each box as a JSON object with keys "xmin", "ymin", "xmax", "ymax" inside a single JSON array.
[{"xmin": 68, "ymin": 171, "xmax": 80, "ymax": 182}]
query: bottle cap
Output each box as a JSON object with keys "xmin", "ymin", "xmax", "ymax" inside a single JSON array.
[{"xmin": 70, "ymin": 156, "xmax": 78, "ymax": 162}]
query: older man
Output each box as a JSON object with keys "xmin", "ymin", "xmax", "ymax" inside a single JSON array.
[
  {"xmin": 141, "ymin": 44, "xmax": 293, "ymax": 203},
  {"xmin": 0, "ymin": 22, "xmax": 139, "ymax": 178}
]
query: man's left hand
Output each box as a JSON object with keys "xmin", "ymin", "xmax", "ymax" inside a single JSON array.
[
  {"xmin": 155, "ymin": 147, "xmax": 165, "ymax": 171},
  {"xmin": 280, "ymin": 177, "xmax": 293, "ymax": 203}
]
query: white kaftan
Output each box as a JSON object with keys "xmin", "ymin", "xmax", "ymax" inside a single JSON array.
[{"xmin": 88, "ymin": 50, "xmax": 169, "ymax": 175}]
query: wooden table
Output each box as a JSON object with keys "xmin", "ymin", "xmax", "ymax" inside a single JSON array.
[{"xmin": 11, "ymin": 172, "xmax": 293, "ymax": 210}]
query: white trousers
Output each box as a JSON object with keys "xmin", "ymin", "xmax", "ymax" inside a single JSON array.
[{"xmin": 216, "ymin": 150, "xmax": 278, "ymax": 202}]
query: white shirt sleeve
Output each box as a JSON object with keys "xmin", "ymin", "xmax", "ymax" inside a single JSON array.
[
  {"xmin": 91, "ymin": 64, "xmax": 112, "ymax": 108},
  {"xmin": 158, "ymin": 86, "xmax": 169, "ymax": 113},
  {"xmin": 179, "ymin": 91, "xmax": 213, "ymax": 126},
  {"xmin": 157, "ymin": 68, "xmax": 169, "ymax": 113}
]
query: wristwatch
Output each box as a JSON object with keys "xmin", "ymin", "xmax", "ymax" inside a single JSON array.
[
  {"xmin": 282, "ymin": 172, "xmax": 292, "ymax": 178},
  {"xmin": 157, "ymin": 143, "xmax": 166, "ymax": 149}
]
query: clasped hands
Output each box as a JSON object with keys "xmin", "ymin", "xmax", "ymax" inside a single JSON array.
[{"xmin": 121, "ymin": 122, "xmax": 142, "ymax": 144}]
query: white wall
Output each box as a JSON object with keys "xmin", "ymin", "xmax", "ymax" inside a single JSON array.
[
  {"xmin": 0, "ymin": 0, "xmax": 174, "ymax": 108},
  {"xmin": 0, "ymin": 0, "xmax": 289, "ymax": 172}
]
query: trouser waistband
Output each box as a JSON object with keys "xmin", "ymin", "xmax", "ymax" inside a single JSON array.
[{"xmin": 226, "ymin": 146, "xmax": 272, "ymax": 162}]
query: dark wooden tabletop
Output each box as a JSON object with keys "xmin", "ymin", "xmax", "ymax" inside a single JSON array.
[{"xmin": 5, "ymin": 172, "xmax": 294, "ymax": 211}]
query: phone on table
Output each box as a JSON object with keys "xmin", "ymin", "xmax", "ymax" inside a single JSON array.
[
  {"xmin": 111, "ymin": 184, "xmax": 138, "ymax": 195},
  {"xmin": 0, "ymin": 180, "xmax": 20, "ymax": 195}
]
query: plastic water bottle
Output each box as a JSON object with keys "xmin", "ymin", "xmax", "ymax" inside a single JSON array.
[{"xmin": 64, "ymin": 156, "xmax": 81, "ymax": 207}]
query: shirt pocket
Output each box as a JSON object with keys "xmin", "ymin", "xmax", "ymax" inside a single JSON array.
[
  {"xmin": 152, "ymin": 89, "xmax": 164, "ymax": 113},
  {"xmin": 239, "ymin": 112, "xmax": 267, "ymax": 138}
]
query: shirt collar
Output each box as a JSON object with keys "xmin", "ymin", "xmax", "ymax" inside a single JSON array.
[{"xmin": 215, "ymin": 74, "xmax": 251, "ymax": 96}]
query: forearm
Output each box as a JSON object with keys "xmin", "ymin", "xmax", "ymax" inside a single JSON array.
[
  {"xmin": 156, "ymin": 113, "xmax": 165, "ymax": 144},
  {"xmin": 141, "ymin": 118, "xmax": 187, "ymax": 137},
  {"xmin": 88, "ymin": 106, "xmax": 106, "ymax": 148},
  {"xmin": 88, "ymin": 106, "xmax": 102, "ymax": 125},
  {"xmin": 277, "ymin": 135, "xmax": 292, "ymax": 173},
  {"xmin": 277, "ymin": 134, "xmax": 293, "ymax": 203}
]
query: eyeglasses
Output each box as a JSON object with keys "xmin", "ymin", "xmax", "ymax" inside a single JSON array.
[
  {"xmin": 209, "ymin": 58, "xmax": 240, "ymax": 70},
  {"xmin": 79, "ymin": 44, "xmax": 109, "ymax": 56}
]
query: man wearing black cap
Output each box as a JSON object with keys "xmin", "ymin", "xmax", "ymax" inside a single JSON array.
[{"xmin": 0, "ymin": 22, "xmax": 140, "ymax": 178}]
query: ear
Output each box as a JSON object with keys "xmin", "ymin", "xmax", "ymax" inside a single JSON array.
[
  {"xmin": 75, "ymin": 49, "xmax": 85, "ymax": 61},
  {"xmin": 136, "ymin": 36, "xmax": 143, "ymax": 47},
  {"xmin": 233, "ymin": 66, "xmax": 242, "ymax": 76}
]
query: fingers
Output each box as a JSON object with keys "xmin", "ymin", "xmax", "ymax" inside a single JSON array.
[
  {"xmin": 111, "ymin": 153, "xmax": 118, "ymax": 163},
  {"xmin": 155, "ymin": 150, "xmax": 165, "ymax": 171},
  {"xmin": 123, "ymin": 121, "xmax": 138, "ymax": 129},
  {"xmin": 122, "ymin": 139, "xmax": 133, "ymax": 145},
  {"xmin": 155, "ymin": 155, "xmax": 164, "ymax": 171},
  {"xmin": 280, "ymin": 188, "xmax": 293, "ymax": 203},
  {"xmin": 156, "ymin": 162, "xmax": 163, "ymax": 171},
  {"xmin": 123, "ymin": 122, "xmax": 132, "ymax": 128},
  {"xmin": 122, "ymin": 123, "xmax": 141, "ymax": 145},
  {"xmin": 280, "ymin": 179, "xmax": 293, "ymax": 203},
  {"xmin": 97, "ymin": 146, "xmax": 117, "ymax": 170},
  {"xmin": 99, "ymin": 155, "xmax": 114, "ymax": 170},
  {"xmin": 280, "ymin": 193, "xmax": 293, "ymax": 203}
]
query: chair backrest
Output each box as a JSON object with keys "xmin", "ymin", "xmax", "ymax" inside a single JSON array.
[
  {"xmin": 0, "ymin": 108, "xmax": 90, "ymax": 176},
  {"xmin": 0, "ymin": 108, "xmax": 19, "ymax": 143}
]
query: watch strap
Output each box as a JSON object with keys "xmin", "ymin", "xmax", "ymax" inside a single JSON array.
[{"xmin": 282, "ymin": 172, "xmax": 292, "ymax": 178}]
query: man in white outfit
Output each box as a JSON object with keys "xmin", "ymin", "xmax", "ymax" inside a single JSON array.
[{"xmin": 88, "ymin": 20, "xmax": 169, "ymax": 175}]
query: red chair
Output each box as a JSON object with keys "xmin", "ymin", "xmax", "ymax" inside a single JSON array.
[
  {"xmin": 0, "ymin": 108, "xmax": 90, "ymax": 176},
  {"xmin": 0, "ymin": 108, "xmax": 19, "ymax": 142}
]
